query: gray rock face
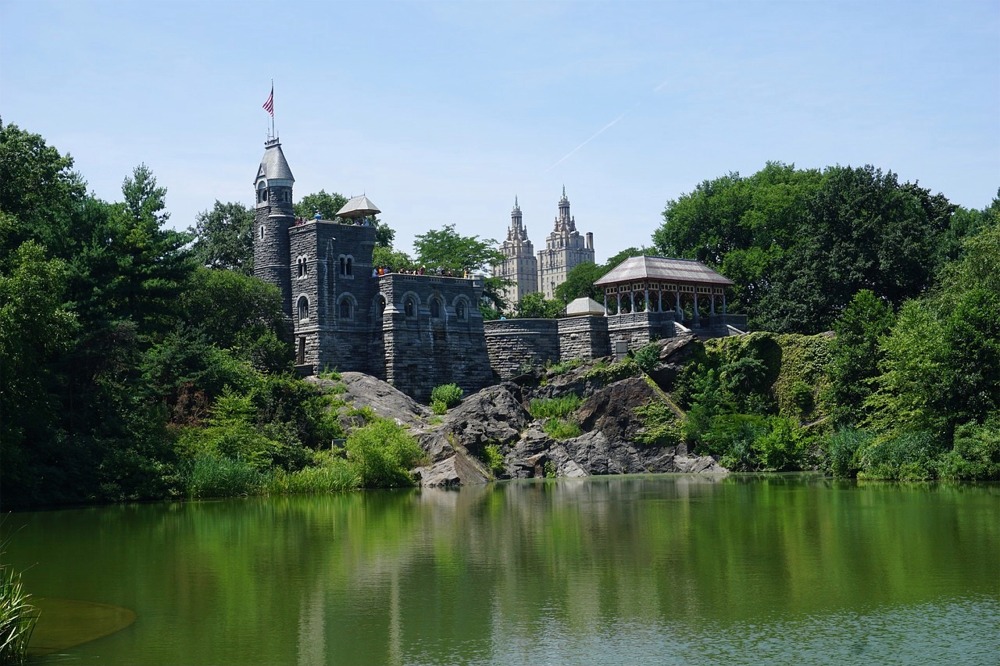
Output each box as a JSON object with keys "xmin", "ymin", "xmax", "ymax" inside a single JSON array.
[
  {"xmin": 322, "ymin": 371, "xmax": 429, "ymax": 426},
  {"xmin": 313, "ymin": 336, "xmax": 725, "ymax": 487}
]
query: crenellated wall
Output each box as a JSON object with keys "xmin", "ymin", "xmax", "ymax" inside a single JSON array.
[{"xmin": 380, "ymin": 274, "xmax": 493, "ymax": 402}]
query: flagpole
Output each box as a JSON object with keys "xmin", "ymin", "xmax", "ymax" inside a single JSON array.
[{"xmin": 271, "ymin": 79, "xmax": 275, "ymax": 139}]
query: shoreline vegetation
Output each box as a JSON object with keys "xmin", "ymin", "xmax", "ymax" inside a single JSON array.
[{"xmin": 1, "ymin": 122, "xmax": 998, "ymax": 512}]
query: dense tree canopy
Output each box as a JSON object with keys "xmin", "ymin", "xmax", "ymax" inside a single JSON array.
[
  {"xmin": 190, "ymin": 201, "xmax": 255, "ymax": 274},
  {"xmin": 651, "ymin": 162, "xmax": 972, "ymax": 333}
]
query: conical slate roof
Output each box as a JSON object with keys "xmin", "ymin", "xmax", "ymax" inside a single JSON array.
[
  {"xmin": 595, "ymin": 256, "xmax": 733, "ymax": 287},
  {"xmin": 255, "ymin": 140, "xmax": 294, "ymax": 183},
  {"xmin": 337, "ymin": 195, "xmax": 381, "ymax": 218}
]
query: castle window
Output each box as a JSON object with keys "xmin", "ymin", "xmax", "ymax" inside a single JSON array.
[
  {"xmin": 297, "ymin": 256, "xmax": 308, "ymax": 278},
  {"xmin": 376, "ymin": 295, "xmax": 387, "ymax": 316},
  {"xmin": 339, "ymin": 255, "xmax": 354, "ymax": 277},
  {"xmin": 430, "ymin": 298, "xmax": 441, "ymax": 319},
  {"xmin": 338, "ymin": 296, "xmax": 354, "ymax": 320},
  {"xmin": 404, "ymin": 297, "xmax": 416, "ymax": 318},
  {"xmin": 297, "ymin": 295, "xmax": 310, "ymax": 322},
  {"xmin": 259, "ymin": 225, "xmax": 265, "ymax": 239},
  {"xmin": 455, "ymin": 298, "xmax": 469, "ymax": 321}
]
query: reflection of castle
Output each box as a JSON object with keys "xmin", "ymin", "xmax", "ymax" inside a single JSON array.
[
  {"xmin": 495, "ymin": 189, "xmax": 595, "ymax": 307},
  {"xmin": 253, "ymin": 137, "xmax": 743, "ymax": 400},
  {"xmin": 252, "ymin": 138, "xmax": 492, "ymax": 401}
]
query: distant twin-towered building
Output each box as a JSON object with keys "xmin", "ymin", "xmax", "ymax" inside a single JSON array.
[
  {"xmin": 252, "ymin": 137, "xmax": 744, "ymax": 401},
  {"xmin": 494, "ymin": 189, "xmax": 596, "ymax": 306}
]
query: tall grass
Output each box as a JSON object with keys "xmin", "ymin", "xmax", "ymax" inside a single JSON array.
[
  {"xmin": 529, "ymin": 394, "xmax": 582, "ymax": 419},
  {"xmin": 268, "ymin": 456, "xmax": 360, "ymax": 494},
  {"xmin": 185, "ymin": 454, "xmax": 268, "ymax": 499},
  {"xmin": 0, "ymin": 544, "xmax": 38, "ymax": 665}
]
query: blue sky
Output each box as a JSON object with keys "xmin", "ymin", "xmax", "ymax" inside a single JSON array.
[{"xmin": 2, "ymin": 0, "xmax": 998, "ymax": 263}]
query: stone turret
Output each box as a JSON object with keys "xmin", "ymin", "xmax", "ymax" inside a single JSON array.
[{"xmin": 253, "ymin": 138, "xmax": 296, "ymax": 317}]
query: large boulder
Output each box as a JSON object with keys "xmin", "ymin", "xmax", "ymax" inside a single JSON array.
[
  {"xmin": 324, "ymin": 372, "xmax": 429, "ymax": 427},
  {"xmin": 577, "ymin": 376, "xmax": 661, "ymax": 444},
  {"xmin": 436, "ymin": 383, "xmax": 530, "ymax": 453},
  {"xmin": 413, "ymin": 451, "xmax": 490, "ymax": 487}
]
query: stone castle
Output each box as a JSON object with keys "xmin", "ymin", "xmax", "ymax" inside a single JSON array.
[
  {"xmin": 252, "ymin": 138, "xmax": 744, "ymax": 401},
  {"xmin": 494, "ymin": 188, "xmax": 595, "ymax": 306}
]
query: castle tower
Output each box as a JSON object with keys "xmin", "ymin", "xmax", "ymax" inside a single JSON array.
[
  {"xmin": 253, "ymin": 138, "xmax": 296, "ymax": 318},
  {"xmin": 537, "ymin": 187, "xmax": 595, "ymax": 299},
  {"xmin": 493, "ymin": 196, "xmax": 539, "ymax": 310}
]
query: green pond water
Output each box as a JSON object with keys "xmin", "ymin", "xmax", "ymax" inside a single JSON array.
[{"xmin": 4, "ymin": 475, "xmax": 999, "ymax": 665}]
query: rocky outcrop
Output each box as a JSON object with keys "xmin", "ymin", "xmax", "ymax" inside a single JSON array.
[{"xmin": 314, "ymin": 335, "xmax": 726, "ymax": 487}]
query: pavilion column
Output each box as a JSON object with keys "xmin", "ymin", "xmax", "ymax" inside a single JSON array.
[
  {"xmin": 675, "ymin": 290, "xmax": 683, "ymax": 321},
  {"xmin": 603, "ymin": 293, "xmax": 608, "ymax": 316},
  {"xmin": 644, "ymin": 288, "xmax": 650, "ymax": 312},
  {"xmin": 710, "ymin": 293, "xmax": 716, "ymax": 315},
  {"xmin": 693, "ymin": 294, "xmax": 701, "ymax": 326},
  {"xmin": 722, "ymin": 292, "xmax": 727, "ymax": 316},
  {"xmin": 616, "ymin": 293, "xmax": 622, "ymax": 315},
  {"xmin": 658, "ymin": 290, "xmax": 663, "ymax": 312},
  {"xmin": 629, "ymin": 291, "xmax": 635, "ymax": 313}
]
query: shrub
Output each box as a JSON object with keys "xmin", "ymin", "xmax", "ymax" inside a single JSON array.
[
  {"xmin": 529, "ymin": 394, "xmax": 582, "ymax": 419},
  {"xmin": 483, "ymin": 444, "xmax": 505, "ymax": 476},
  {"xmin": 546, "ymin": 358, "xmax": 583, "ymax": 376},
  {"xmin": 857, "ymin": 430, "xmax": 943, "ymax": 481},
  {"xmin": 632, "ymin": 343, "xmax": 661, "ymax": 375},
  {"xmin": 346, "ymin": 418, "xmax": 424, "ymax": 488},
  {"xmin": 634, "ymin": 400, "xmax": 683, "ymax": 447},
  {"xmin": 937, "ymin": 418, "xmax": 1000, "ymax": 481},
  {"xmin": 584, "ymin": 357, "xmax": 638, "ymax": 383},
  {"xmin": 430, "ymin": 383, "xmax": 463, "ymax": 409},
  {"xmin": 825, "ymin": 427, "xmax": 873, "ymax": 478},
  {"xmin": 751, "ymin": 417, "xmax": 809, "ymax": 471},
  {"xmin": 543, "ymin": 418, "xmax": 581, "ymax": 440}
]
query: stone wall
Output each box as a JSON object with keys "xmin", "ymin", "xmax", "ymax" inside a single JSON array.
[
  {"xmin": 380, "ymin": 274, "xmax": 493, "ymax": 402},
  {"xmin": 484, "ymin": 319, "xmax": 560, "ymax": 379},
  {"xmin": 606, "ymin": 311, "xmax": 676, "ymax": 350},
  {"xmin": 557, "ymin": 316, "xmax": 610, "ymax": 361}
]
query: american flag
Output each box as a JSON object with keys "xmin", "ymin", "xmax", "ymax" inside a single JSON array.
[{"xmin": 262, "ymin": 86, "xmax": 274, "ymax": 117}]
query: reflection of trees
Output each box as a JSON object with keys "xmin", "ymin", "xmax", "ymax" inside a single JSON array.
[{"xmin": 5, "ymin": 478, "xmax": 998, "ymax": 665}]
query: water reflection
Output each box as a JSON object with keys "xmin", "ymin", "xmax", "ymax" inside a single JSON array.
[{"xmin": 4, "ymin": 476, "xmax": 998, "ymax": 665}]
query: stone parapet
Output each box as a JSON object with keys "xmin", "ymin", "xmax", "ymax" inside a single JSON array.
[
  {"xmin": 484, "ymin": 319, "xmax": 560, "ymax": 379},
  {"xmin": 557, "ymin": 316, "xmax": 610, "ymax": 361}
]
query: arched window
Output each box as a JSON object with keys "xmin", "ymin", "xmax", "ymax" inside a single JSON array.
[
  {"xmin": 454, "ymin": 297, "xmax": 469, "ymax": 321},
  {"xmin": 376, "ymin": 295, "xmax": 387, "ymax": 316},
  {"xmin": 339, "ymin": 257, "xmax": 346, "ymax": 275},
  {"xmin": 346, "ymin": 257, "xmax": 353, "ymax": 276},
  {"xmin": 297, "ymin": 256, "xmax": 308, "ymax": 278},
  {"xmin": 259, "ymin": 225, "xmax": 265, "ymax": 239},
  {"xmin": 339, "ymin": 299, "xmax": 352, "ymax": 320},
  {"xmin": 430, "ymin": 298, "xmax": 441, "ymax": 318},
  {"xmin": 297, "ymin": 295, "xmax": 309, "ymax": 322},
  {"xmin": 257, "ymin": 182, "xmax": 267, "ymax": 203},
  {"xmin": 404, "ymin": 298, "xmax": 416, "ymax": 318}
]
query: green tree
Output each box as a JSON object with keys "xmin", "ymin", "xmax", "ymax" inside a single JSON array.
[
  {"xmin": 829, "ymin": 290, "xmax": 895, "ymax": 424},
  {"xmin": 413, "ymin": 224, "xmax": 501, "ymax": 274},
  {"xmin": 515, "ymin": 292, "xmax": 565, "ymax": 318},
  {"xmin": 757, "ymin": 165, "xmax": 950, "ymax": 333},
  {"xmin": 554, "ymin": 261, "xmax": 606, "ymax": 303},
  {"xmin": 190, "ymin": 200, "xmax": 255, "ymax": 274},
  {"xmin": 295, "ymin": 189, "xmax": 395, "ymax": 247}
]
